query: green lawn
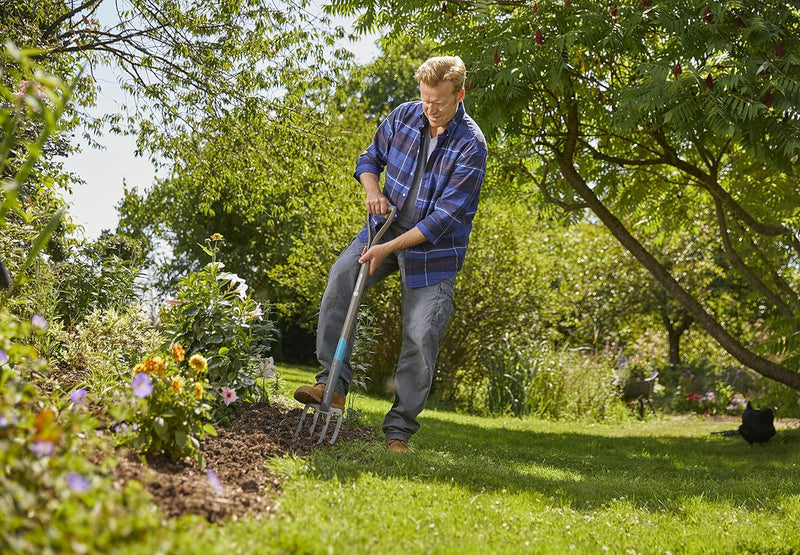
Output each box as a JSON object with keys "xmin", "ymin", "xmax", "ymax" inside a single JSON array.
[{"xmin": 133, "ymin": 365, "xmax": 800, "ymax": 554}]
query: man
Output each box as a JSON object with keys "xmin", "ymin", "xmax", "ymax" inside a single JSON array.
[{"xmin": 294, "ymin": 56, "xmax": 487, "ymax": 452}]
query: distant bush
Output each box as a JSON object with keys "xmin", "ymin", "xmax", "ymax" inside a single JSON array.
[{"xmin": 483, "ymin": 336, "xmax": 625, "ymax": 421}]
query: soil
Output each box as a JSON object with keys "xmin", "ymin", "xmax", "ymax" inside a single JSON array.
[{"xmin": 110, "ymin": 400, "xmax": 375, "ymax": 522}]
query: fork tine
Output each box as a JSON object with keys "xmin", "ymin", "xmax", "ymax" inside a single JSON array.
[
  {"xmin": 291, "ymin": 405, "xmax": 310, "ymax": 442},
  {"xmin": 329, "ymin": 412, "xmax": 345, "ymax": 444},
  {"xmin": 316, "ymin": 412, "xmax": 332, "ymax": 445},
  {"xmin": 308, "ymin": 408, "xmax": 321, "ymax": 439}
]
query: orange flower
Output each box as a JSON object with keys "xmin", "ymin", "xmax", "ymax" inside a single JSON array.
[
  {"xmin": 193, "ymin": 382, "xmax": 204, "ymax": 399},
  {"xmin": 188, "ymin": 354, "xmax": 207, "ymax": 373},
  {"xmin": 144, "ymin": 356, "xmax": 166, "ymax": 376},
  {"xmin": 133, "ymin": 362, "xmax": 146, "ymax": 375},
  {"xmin": 34, "ymin": 408, "xmax": 61, "ymax": 442},
  {"xmin": 171, "ymin": 376, "xmax": 184, "ymax": 394},
  {"xmin": 172, "ymin": 343, "xmax": 185, "ymax": 362}
]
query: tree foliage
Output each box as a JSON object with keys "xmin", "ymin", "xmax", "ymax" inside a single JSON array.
[
  {"xmin": 2, "ymin": 0, "xmax": 353, "ymax": 144},
  {"xmin": 327, "ymin": 0, "xmax": 800, "ymax": 391}
]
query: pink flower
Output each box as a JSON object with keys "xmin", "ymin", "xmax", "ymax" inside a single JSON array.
[
  {"xmin": 13, "ymin": 80, "xmax": 47, "ymax": 101},
  {"xmin": 221, "ymin": 386, "xmax": 238, "ymax": 406}
]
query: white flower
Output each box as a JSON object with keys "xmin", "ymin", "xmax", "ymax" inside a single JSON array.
[
  {"xmin": 260, "ymin": 356, "xmax": 276, "ymax": 378},
  {"xmin": 218, "ymin": 272, "xmax": 248, "ymax": 300}
]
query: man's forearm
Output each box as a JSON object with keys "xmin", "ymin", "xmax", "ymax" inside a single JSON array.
[
  {"xmin": 359, "ymin": 172, "xmax": 381, "ymax": 197},
  {"xmin": 384, "ymin": 226, "xmax": 426, "ymax": 253},
  {"xmin": 359, "ymin": 225, "xmax": 427, "ymax": 274}
]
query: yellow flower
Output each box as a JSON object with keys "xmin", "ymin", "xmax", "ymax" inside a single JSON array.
[
  {"xmin": 133, "ymin": 362, "xmax": 146, "ymax": 375},
  {"xmin": 188, "ymin": 354, "xmax": 208, "ymax": 373},
  {"xmin": 172, "ymin": 343, "xmax": 185, "ymax": 362},
  {"xmin": 193, "ymin": 382, "xmax": 204, "ymax": 399},
  {"xmin": 209, "ymin": 233, "xmax": 224, "ymax": 241},
  {"xmin": 171, "ymin": 376, "xmax": 184, "ymax": 394},
  {"xmin": 144, "ymin": 356, "xmax": 166, "ymax": 376}
]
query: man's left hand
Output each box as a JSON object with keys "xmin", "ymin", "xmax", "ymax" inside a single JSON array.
[{"xmin": 359, "ymin": 243, "xmax": 390, "ymax": 275}]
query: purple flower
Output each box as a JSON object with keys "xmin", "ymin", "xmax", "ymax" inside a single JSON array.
[
  {"xmin": 206, "ymin": 467, "xmax": 224, "ymax": 495},
  {"xmin": 31, "ymin": 440, "xmax": 54, "ymax": 457},
  {"xmin": 132, "ymin": 373, "xmax": 153, "ymax": 398},
  {"xmin": 31, "ymin": 314, "xmax": 48, "ymax": 329},
  {"xmin": 0, "ymin": 412, "xmax": 17, "ymax": 428},
  {"xmin": 66, "ymin": 472, "xmax": 91, "ymax": 493},
  {"xmin": 726, "ymin": 393, "xmax": 747, "ymax": 412},
  {"xmin": 701, "ymin": 391, "xmax": 716, "ymax": 403},
  {"xmin": 70, "ymin": 388, "xmax": 88, "ymax": 407},
  {"xmin": 0, "ymin": 349, "xmax": 8, "ymax": 365}
]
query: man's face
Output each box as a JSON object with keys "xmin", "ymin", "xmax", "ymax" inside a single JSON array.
[{"xmin": 420, "ymin": 80, "xmax": 465, "ymax": 132}]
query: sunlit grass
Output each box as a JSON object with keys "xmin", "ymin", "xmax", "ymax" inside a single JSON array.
[{"xmin": 133, "ymin": 364, "xmax": 800, "ymax": 554}]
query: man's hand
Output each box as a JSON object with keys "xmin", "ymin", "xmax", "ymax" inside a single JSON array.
[
  {"xmin": 359, "ymin": 243, "xmax": 390, "ymax": 275},
  {"xmin": 360, "ymin": 172, "xmax": 390, "ymax": 215},
  {"xmin": 359, "ymin": 226, "xmax": 427, "ymax": 276},
  {"xmin": 365, "ymin": 191, "xmax": 390, "ymax": 216}
]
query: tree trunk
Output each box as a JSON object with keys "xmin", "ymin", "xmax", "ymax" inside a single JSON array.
[
  {"xmin": 553, "ymin": 128, "xmax": 800, "ymax": 391},
  {"xmin": 663, "ymin": 311, "xmax": 693, "ymax": 366}
]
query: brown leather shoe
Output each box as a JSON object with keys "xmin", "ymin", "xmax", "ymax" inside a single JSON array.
[
  {"xmin": 385, "ymin": 439, "xmax": 413, "ymax": 453},
  {"xmin": 293, "ymin": 383, "xmax": 345, "ymax": 411}
]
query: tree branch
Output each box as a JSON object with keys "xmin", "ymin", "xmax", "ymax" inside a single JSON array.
[
  {"xmin": 40, "ymin": 0, "xmax": 103, "ymax": 42},
  {"xmin": 556, "ymin": 98, "xmax": 800, "ymax": 390},
  {"xmin": 714, "ymin": 197, "xmax": 794, "ymax": 320}
]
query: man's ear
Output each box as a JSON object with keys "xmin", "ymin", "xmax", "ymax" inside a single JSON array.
[{"xmin": 458, "ymin": 88, "xmax": 465, "ymax": 102}]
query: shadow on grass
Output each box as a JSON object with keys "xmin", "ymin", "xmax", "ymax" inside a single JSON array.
[{"xmin": 308, "ymin": 408, "xmax": 800, "ymax": 513}]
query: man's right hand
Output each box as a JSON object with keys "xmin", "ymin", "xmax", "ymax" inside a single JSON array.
[
  {"xmin": 360, "ymin": 172, "xmax": 390, "ymax": 215},
  {"xmin": 365, "ymin": 191, "xmax": 390, "ymax": 216}
]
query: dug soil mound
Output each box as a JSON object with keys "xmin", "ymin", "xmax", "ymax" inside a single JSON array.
[{"xmin": 111, "ymin": 401, "xmax": 374, "ymax": 522}]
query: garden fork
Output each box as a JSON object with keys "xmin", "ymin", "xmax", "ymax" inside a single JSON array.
[{"xmin": 292, "ymin": 204, "xmax": 396, "ymax": 445}]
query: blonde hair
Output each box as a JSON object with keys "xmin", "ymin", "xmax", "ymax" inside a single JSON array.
[{"xmin": 414, "ymin": 56, "xmax": 466, "ymax": 93}]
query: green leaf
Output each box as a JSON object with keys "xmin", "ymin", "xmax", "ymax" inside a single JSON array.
[
  {"xmin": 174, "ymin": 430, "xmax": 187, "ymax": 448},
  {"xmin": 153, "ymin": 417, "xmax": 168, "ymax": 440}
]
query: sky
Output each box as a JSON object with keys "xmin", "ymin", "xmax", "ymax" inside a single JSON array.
[{"xmin": 62, "ymin": 16, "xmax": 379, "ymax": 240}]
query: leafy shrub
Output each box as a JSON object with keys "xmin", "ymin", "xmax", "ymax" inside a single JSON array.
[
  {"xmin": 158, "ymin": 234, "xmax": 274, "ymax": 411},
  {"xmin": 54, "ymin": 304, "xmax": 162, "ymax": 392},
  {"xmin": 121, "ymin": 347, "xmax": 215, "ymax": 464},
  {"xmin": 485, "ymin": 336, "xmax": 566, "ymax": 418},
  {"xmin": 51, "ymin": 234, "xmax": 147, "ymax": 327},
  {"xmin": 485, "ymin": 336, "xmax": 627, "ymax": 421},
  {"xmin": 0, "ymin": 310, "xmax": 158, "ymax": 553}
]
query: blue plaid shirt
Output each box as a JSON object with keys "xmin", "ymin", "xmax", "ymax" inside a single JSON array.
[{"xmin": 355, "ymin": 101, "xmax": 487, "ymax": 288}]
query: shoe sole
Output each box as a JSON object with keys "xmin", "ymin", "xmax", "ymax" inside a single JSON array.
[
  {"xmin": 294, "ymin": 389, "xmax": 344, "ymax": 411},
  {"xmin": 294, "ymin": 389, "xmax": 322, "ymax": 405}
]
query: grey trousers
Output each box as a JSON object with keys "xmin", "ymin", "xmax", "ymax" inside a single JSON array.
[{"xmin": 315, "ymin": 229, "xmax": 455, "ymax": 442}]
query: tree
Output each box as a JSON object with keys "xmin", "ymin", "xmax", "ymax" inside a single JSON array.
[
  {"xmin": 3, "ymin": 0, "xmax": 352, "ymax": 140},
  {"xmin": 327, "ymin": 0, "xmax": 800, "ymax": 391}
]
